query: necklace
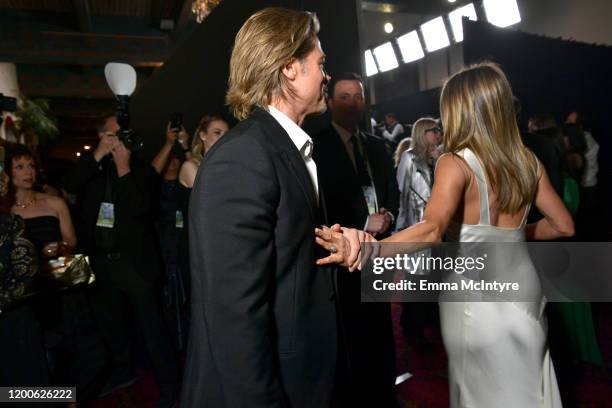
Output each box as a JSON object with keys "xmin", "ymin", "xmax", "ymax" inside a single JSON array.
[{"xmin": 15, "ymin": 195, "xmax": 36, "ymax": 209}]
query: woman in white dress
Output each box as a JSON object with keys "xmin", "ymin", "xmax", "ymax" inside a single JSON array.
[{"xmin": 315, "ymin": 62, "xmax": 574, "ymax": 407}]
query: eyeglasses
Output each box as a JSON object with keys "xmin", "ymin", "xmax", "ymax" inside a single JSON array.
[{"xmin": 425, "ymin": 126, "xmax": 442, "ymax": 134}]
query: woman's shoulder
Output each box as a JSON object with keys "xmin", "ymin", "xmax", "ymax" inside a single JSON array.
[{"xmin": 35, "ymin": 192, "xmax": 68, "ymax": 213}]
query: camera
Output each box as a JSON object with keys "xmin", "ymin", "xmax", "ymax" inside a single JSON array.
[
  {"xmin": 170, "ymin": 112, "xmax": 183, "ymax": 132},
  {"xmin": 114, "ymin": 94, "xmax": 143, "ymax": 152},
  {"xmin": 104, "ymin": 63, "xmax": 143, "ymax": 151}
]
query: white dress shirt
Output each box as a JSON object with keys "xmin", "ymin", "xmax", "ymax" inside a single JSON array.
[{"xmin": 267, "ymin": 106, "xmax": 319, "ymax": 201}]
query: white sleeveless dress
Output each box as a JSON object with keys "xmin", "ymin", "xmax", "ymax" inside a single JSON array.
[{"xmin": 439, "ymin": 148, "xmax": 562, "ymax": 408}]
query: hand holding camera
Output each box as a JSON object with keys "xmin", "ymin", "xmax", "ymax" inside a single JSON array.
[
  {"xmin": 112, "ymin": 140, "xmax": 131, "ymax": 177},
  {"xmin": 93, "ymin": 132, "xmax": 119, "ymax": 162}
]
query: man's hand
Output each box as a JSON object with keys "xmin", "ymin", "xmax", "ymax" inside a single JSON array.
[
  {"xmin": 112, "ymin": 141, "xmax": 131, "ymax": 177},
  {"xmin": 94, "ymin": 132, "xmax": 118, "ymax": 162},
  {"xmin": 365, "ymin": 207, "xmax": 392, "ymax": 236}
]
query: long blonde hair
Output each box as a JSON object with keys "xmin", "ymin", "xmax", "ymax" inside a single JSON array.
[
  {"xmin": 226, "ymin": 7, "xmax": 320, "ymax": 120},
  {"xmin": 191, "ymin": 115, "xmax": 226, "ymax": 162},
  {"xmin": 440, "ymin": 62, "xmax": 538, "ymax": 213}
]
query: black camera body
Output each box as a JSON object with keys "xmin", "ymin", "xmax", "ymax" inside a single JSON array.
[{"xmin": 114, "ymin": 95, "xmax": 143, "ymax": 152}]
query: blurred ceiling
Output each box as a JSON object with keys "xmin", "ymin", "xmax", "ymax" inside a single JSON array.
[
  {"xmin": 0, "ymin": 0, "xmax": 462, "ymax": 159},
  {"xmin": 0, "ymin": 0, "xmax": 199, "ymax": 158}
]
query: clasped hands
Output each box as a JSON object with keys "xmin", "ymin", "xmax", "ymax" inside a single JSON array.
[{"xmin": 314, "ymin": 224, "xmax": 376, "ymax": 272}]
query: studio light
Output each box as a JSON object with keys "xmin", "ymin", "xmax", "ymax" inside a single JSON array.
[
  {"xmin": 420, "ymin": 16, "xmax": 450, "ymax": 53},
  {"xmin": 448, "ymin": 3, "xmax": 478, "ymax": 42},
  {"xmin": 396, "ymin": 31, "xmax": 424, "ymax": 63},
  {"xmin": 483, "ymin": 0, "xmax": 521, "ymax": 28},
  {"xmin": 384, "ymin": 22, "xmax": 394, "ymax": 34},
  {"xmin": 372, "ymin": 42, "xmax": 399, "ymax": 73},
  {"xmin": 364, "ymin": 50, "xmax": 379, "ymax": 77}
]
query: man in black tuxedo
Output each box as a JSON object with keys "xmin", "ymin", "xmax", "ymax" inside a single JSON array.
[
  {"xmin": 313, "ymin": 72, "xmax": 399, "ymax": 407},
  {"xmin": 181, "ymin": 8, "xmax": 338, "ymax": 408},
  {"xmin": 63, "ymin": 115, "xmax": 179, "ymax": 406}
]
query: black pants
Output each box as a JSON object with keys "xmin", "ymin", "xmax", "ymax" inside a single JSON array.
[
  {"xmin": 335, "ymin": 269, "xmax": 398, "ymax": 408},
  {"xmin": 89, "ymin": 253, "xmax": 179, "ymax": 386},
  {"xmin": 0, "ymin": 304, "xmax": 49, "ymax": 386}
]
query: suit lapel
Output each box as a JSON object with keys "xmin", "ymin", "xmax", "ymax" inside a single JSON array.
[{"xmin": 254, "ymin": 109, "xmax": 319, "ymax": 224}]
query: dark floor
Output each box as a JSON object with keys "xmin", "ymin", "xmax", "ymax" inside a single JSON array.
[{"xmin": 90, "ymin": 302, "xmax": 612, "ymax": 408}]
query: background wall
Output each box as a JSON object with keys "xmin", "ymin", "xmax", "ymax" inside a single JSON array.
[
  {"xmin": 131, "ymin": 0, "xmax": 363, "ymax": 159},
  {"xmin": 364, "ymin": 0, "xmax": 612, "ymax": 102}
]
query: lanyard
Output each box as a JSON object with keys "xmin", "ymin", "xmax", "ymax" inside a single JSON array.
[{"xmin": 353, "ymin": 133, "xmax": 379, "ymax": 213}]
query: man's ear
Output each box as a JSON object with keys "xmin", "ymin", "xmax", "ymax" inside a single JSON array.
[{"xmin": 281, "ymin": 58, "xmax": 299, "ymax": 82}]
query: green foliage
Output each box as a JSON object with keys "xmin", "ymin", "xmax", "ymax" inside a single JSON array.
[{"xmin": 15, "ymin": 97, "xmax": 59, "ymax": 144}]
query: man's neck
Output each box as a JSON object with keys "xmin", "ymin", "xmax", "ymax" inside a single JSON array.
[
  {"xmin": 270, "ymin": 99, "xmax": 306, "ymax": 126},
  {"xmin": 333, "ymin": 119, "xmax": 358, "ymax": 135}
]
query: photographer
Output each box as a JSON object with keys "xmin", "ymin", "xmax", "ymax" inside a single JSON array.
[
  {"xmin": 63, "ymin": 115, "xmax": 179, "ymax": 406},
  {"xmin": 151, "ymin": 121, "xmax": 191, "ymax": 350},
  {"xmin": 151, "ymin": 121, "xmax": 190, "ymax": 176}
]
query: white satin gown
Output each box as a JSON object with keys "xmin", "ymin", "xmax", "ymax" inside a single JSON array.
[{"xmin": 439, "ymin": 148, "xmax": 562, "ymax": 408}]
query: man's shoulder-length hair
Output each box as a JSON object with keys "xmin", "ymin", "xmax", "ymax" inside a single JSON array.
[{"xmin": 226, "ymin": 7, "xmax": 320, "ymax": 121}]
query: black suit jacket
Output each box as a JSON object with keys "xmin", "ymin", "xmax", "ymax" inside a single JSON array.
[
  {"xmin": 63, "ymin": 153, "xmax": 162, "ymax": 281},
  {"xmin": 181, "ymin": 109, "xmax": 337, "ymax": 408},
  {"xmin": 313, "ymin": 125, "xmax": 399, "ymax": 230},
  {"xmin": 522, "ymin": 129, "xmax": 565, "ymax": 196}
]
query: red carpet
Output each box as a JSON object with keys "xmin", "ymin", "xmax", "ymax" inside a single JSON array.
[{"xmin": 90, "ymin": 303, "xmax": 612, "ymax": 407}]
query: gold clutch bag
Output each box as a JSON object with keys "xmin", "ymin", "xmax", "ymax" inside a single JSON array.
[{"xmin": 43, "ymin": 254, "xmax": 96, "ymax": 288}]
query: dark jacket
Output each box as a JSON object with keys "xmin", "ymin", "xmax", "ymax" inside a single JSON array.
[
  {"xmin": 313, "ymin": 126, "xmax": 399, "ymax": 229},
  {"xmin": 313, "ymin": 124, "xmax": 399, "ymax": 408},
  {"xmin": 522, "ymin": 128, "xmax": 565, "ymax": 197},
  {"xmin": 181, "ymin": 108, "xmax": 337, "ymax": 408},
  {"xmin": 63, "ymin": 153, "xmax": 162, "ymax": 281}
]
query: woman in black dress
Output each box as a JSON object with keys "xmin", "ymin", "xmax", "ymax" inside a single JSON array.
[
  {"xmin": 0, "ymin": 146, "xmax": 49, "ymax": 386},
  {"xmin": 5, "ymin": 144, "xmax": 108, "ymax": 400}
]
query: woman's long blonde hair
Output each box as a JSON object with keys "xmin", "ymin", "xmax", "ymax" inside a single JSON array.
[
  {"xmin": 191, "ymin": 115, "xmax": 225, "ymax": 162},
  {"xmin": 440, "ymin": 62, "xmax": 538, "ymax": 213}
]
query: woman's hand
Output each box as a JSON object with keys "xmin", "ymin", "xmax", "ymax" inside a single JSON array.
[
  {"xmin": 41, "ymin": 241, "xmax": 72, "ymax": 258},
  {"xmin": 315, "ymin": 225, "xmax": 376, "ymax": 271}
]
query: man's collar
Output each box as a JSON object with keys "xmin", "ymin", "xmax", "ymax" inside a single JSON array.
[
  {"xmin": 332, "ymin": 121, "xmax": 359, "ymax": 145},
  {"xmin": 267, "ymin": 105, "xmax": 312, "ymax": 153}
]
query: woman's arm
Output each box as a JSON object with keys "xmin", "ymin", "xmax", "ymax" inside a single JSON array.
[
  {"xmin": 152, "ymin": 123, "xmax": 177, "ymax": 175},
  {"xmin": 46, "ymin": 195, "xmax": 77, "ymax": 251},
  {"xmin": 316, "ymin": 154, "xmax": 467, "ymax": 266},
  {"xmin": 179, "ymin": 160, "xmax": 198, "ymax": 188},
  {"xmin": 385, "ymin": 153, "xmax": 467, "ymax": 244},
  {"xmin": 525, "ymin": 164, "xmax": 574, "ymax": 240}
]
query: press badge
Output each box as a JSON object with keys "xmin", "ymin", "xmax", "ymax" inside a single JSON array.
[
  {"xmin": 175, "ymin": 210, "xmax": 184, "ymax": 229},
  {"xmin": 362, "ymin": 186, "xmax": 377, "ymax": 215},
  {"xmin": 96, "ymin": 202, "xmax": 115, "ymax": 228}
]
